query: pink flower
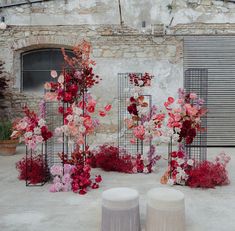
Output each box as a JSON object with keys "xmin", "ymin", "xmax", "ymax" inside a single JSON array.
[
  {"xmin": 64, "ymin": 164, "xmax": 73, "ymax": 174},
  {"xmin": 49, "ymin": 184, "xmax": 57, "ymax": 192},
  {"xmin": 50, "ymin": 164, "xmax": 63, "ymax": 176},
  {"xmin": 190, "ymin": 93, "xmax": 197, "ymax": 99},
  {"xmin": 50, "ymin": 70, "xmax": 58, "ymax": 78},
  {"xmin": 177, "ymin": 99, "xmax": 183, "ymax": 104},
  {"xmin": 62, "ymin": 173, "xmax": 72, "ymax": 184},
  {"xmin": 44, "ymin": 82, "xmax": 51, "ymax": 90},
  {"xmin": 53, "ymin": 176, "xmax": 61, "ymax": 184},
  {"xmin": 133, "ymin": 125, "xmax": 145, "ymax": 140},
  {"xmin": 130, "ymin": 138, "xmax": 136, "ymax": 144},
  {"xmin": 104, "ymin": 104, "xmax": 112, "ymax": 112},
  {"xmin": 44, "ymin": 92, "xmax": 58, "ymax": 101},
  {"xmin": 36, "ymin": 135, "xmax": 43, "ymax": 143},
  {"xmin": 54, "ymin": 182, "xmax": 63, "ymax": 191}
]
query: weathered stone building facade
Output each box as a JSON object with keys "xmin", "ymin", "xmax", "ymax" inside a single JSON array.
[{"xmin": 0, "ymin": 0, "xmax": 235, "ymax": 143}]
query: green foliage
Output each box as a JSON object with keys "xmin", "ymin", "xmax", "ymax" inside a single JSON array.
[{"xmin": 0, "ymin": 120, "xmax": 12, "ymax": 140}]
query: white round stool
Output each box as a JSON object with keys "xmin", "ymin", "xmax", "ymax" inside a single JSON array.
[
  {"xmin": 101, "ymin": 187, "xmax": 140, "ymax": 231},
  {"xmin": 146, "ymin": 187, "xmax": 185, "ymax": 231}
]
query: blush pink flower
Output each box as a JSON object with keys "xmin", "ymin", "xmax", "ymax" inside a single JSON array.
[
  {"xmin": 50, "ymin": 70, "xmax": 58, "ymax": 78},
  {"xmin": 133, "ymin": 125, "xmax": 145, "ymax": 140},
  {"xmin": 190, "ymin": 93, "xmax": 197, "ymax": 99}
]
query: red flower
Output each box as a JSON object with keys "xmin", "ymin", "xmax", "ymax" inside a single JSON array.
[
  {"xmin": 170, "ymin": 160, "xmax": 178, "ymax": 168},
  {"xmin": 79, "ymin": 189, "xmax": 87, "ymax": 195},
  {"xmin": 186, "ymin": 136, "xmax": 193, "ymax": 144},
  {"xmin": 99, "ymin": 111, "xmax": 106, "ymax": 117},
  {"xmin": 95, "ymin": 175, "xmax": 102, "ymax": 183},
  {"xmin": 91, "ymin": 183, "xmax": 99, "ymax": 189},
  {"xmin": 171, "ymin": 151, "xmax": 177, "ymax": 158},
  {"xmin": 177, "ymin": 151, "xmax": 184, "ymax": 158},
  {"xmin": 127, "ymin": 104, "xmax": 138, "ymax": 116},
  {"xmin": 64, "ymin": 92, "xmax": 72, "ymax": 103}
]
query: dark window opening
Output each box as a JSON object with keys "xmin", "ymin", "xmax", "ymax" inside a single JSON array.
[{"xmin": 21, "ymin": 48, "xmax": 73, "ymax": 93}]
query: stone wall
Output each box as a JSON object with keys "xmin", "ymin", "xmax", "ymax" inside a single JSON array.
[
  {"xmin": 1, "ymin": 0, "xmax": 235, "ymax": 27},
  {"xmin": 1, "ymin": 0, "xmax": 235, "ymax": 143}
]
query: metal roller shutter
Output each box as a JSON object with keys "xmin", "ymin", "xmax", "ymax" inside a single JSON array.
[{"xmin": 184, "ymin": 36, "xmax": 235, "ymax": 147}]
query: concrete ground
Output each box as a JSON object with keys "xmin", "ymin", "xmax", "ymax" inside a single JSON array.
[{"xmin": 0, "ymin": 145, "xmax": 234, "ymax": 231}]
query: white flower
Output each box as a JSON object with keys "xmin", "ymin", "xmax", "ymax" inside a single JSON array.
[
  {"xmin": 167, "ymin": 178, "xmax": 175, "ymax": 186},
  {"xmin": 74, "ymin": 115, "xmax": 82, "ymax": 123},
  {"xmin": 54, "ymin": 127, "xmax": 62, "ymax": 136},
  {"xmin": 133, "ymin": 92, "xmax": 139, "ymax": 99},
  {"xmin": 138, "ymin": 106, "xmax": 149, "ymax": 116},
  {"xmin": 172, "ymin": 133, "xmax": 179, "ymax": 141},
  {"xmin": 177, "ymin": 158, "xmax": 185, "ymax": 165},
  {"xmin": 61, "ymin": 125, "xmax": 70, "ymax": 136},
  {"xmin": 33, "ymin": 127, "xmax": 41, "ymax": 135},
  {"xmin": 73, "ymin": 107, "xmax": 83, "ymax": 115},
  {"xmin": 58, "ymin": 74, "xmax": 64, "ymax": 84},
  {"xmin": 138, "ymin": 80, "xmax": 144, "ymax": 86},
  {"xmin": 19, "ymin": 121, "xmax": 28, "ymax": 130},
  {"xmin": 24, "ymin": 131, "xmax": 33, "ymax": 138},
  {"xmin": 187, "ymin": 159, "xmax": 194, "ymax": 166},
  {"xmin": 176, "ymin": 167, "xmax": 182, "ymax": 173},
  {"xmin": 66, "ymin": 115, "xmax": 73, "ymax": 122},
  {"xmin": 38, "ymin": 118, "xmax": 46, "ymax": 127},
  {"xmin": 79, "ymin": 125, "xmax": 86, "ymax": 133},
  {"xmin": 35, "ymin": 135, "xmax": 43, "ymax": 143},
  {"xmin": 143, "ymin": 167, "xmax": 149, "ymax": 174}
]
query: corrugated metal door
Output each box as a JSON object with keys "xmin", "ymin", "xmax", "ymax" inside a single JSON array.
[{"xmin": 184, "ymin": 36, "xmax": 235, "ymax": 147}]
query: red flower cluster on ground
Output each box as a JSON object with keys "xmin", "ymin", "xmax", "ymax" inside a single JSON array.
[
  {"xmin": 16, "ymin": 155, "xmax": 47, "ymax": 184},
  {"xmin": 187, "ymin": 160, "xmax": 230, "ymax": 188},
  {"xmin": 129, "ymin": 73, "xmax": 153, "ymax": 87},
  {"xmin": 91, "ymin": 145, "xmax": 136, "ymax": 173},
  {"xmin": 91, "ymin": 145, "xmax": 160, "ymax": 174}
]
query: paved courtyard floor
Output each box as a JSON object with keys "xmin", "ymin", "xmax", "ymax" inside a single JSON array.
[{"xmin": 0, "ymin": 146, "xmax": 234, "ymax": 231}]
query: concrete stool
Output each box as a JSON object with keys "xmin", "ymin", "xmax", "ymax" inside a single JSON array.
[
  {"xmin": 146, "ymin": 188, "xmax": 185, "ymax": 231},
  {"xmin": 101, "ymin": 187, "xmax": 140, "ymax": 231}
]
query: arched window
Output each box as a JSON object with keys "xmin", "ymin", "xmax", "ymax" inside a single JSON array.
[{"xmin": 21, "ymin": 48, "xmax": 73, "ymax": 92}]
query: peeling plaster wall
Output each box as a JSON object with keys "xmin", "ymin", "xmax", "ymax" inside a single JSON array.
[
  {"xmin": 1, "ymin": 0, "xmax": 235, "ymax": 27},
  {"xmin": 0, "ymin": 0, "xmax": 235, "ymax": 142}
]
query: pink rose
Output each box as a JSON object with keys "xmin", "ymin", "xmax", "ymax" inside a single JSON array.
[
  {"xmin": 133, "ymin": 125, "xmax": 145, "ymax": 140},
  {"xmin": 49, "ymin": 184, "xmax": 57, "ymax": 193},
  {"xmin": 50, "ymin": 70, "xmax": 58, "ymax": 78},
  {"xmin": 190, "ymin": 93, "xmax": 197, "ymax": 99}
]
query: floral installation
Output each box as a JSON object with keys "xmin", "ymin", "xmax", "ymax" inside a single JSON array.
[
  {"xmin": 49, "ymin": 164, "xmax": 74, "ymax": 192},
  {"xmin": 11, "ymin": 106, "xmax": 52, "ymax": 150},
  {"xmin": 187, "ymin": 152, "xmax": 230, "ymax": 188},
  {"xmin": 42, "ymin": 41, "xmax": 113, "ymax": 194},
  {"xmin": 44, "ymin": 40, "xmax": 101, "ymax": 103},
  {"xmin": 161, "ymin": 150, "xmax": 231, "ymax": 188},
  {"xmin": 125, "ymin": 73, "xmax": 163, "ymax": 173},
  {"xmin": 59, "ymin": 147, "xmax": 102, "ymax": 194},
  {"xmin": 54, "ymin": 94, "xmax": 111, "ymax": 146},
  {"xmin": 16, "ymin": 154, "xmax": 47, "ymax": 184},
  {"xmin": 164, "ymin": 88, "xmax": 207, "ymax": 145},
  {"xmin": 91, "ymin": 144, "xmax": 161, "ymax": 174},
  {"xmin": 161, "ymin": 149, "xmax": 194, "ymax": 186}
]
